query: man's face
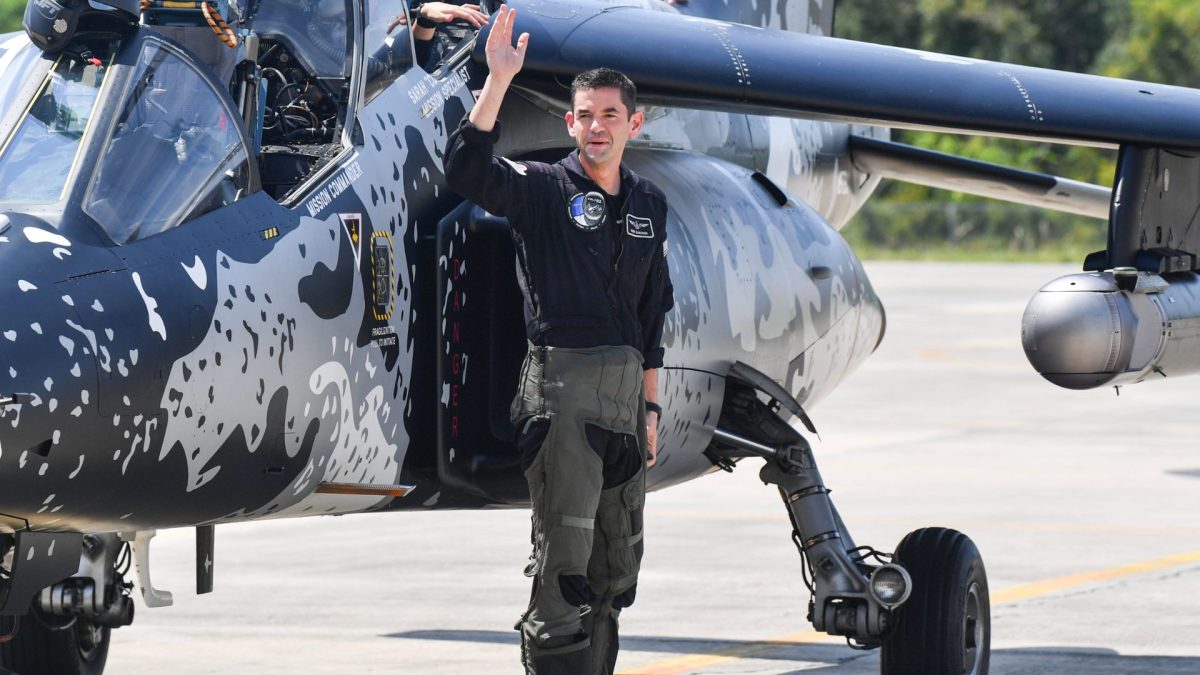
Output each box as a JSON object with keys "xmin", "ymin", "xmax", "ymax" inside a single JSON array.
[{"xmin": 566, "ymin": 87, "xmax": 644, "ymax": 168}]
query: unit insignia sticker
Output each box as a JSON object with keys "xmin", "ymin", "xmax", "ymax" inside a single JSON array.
[
  {"xmin": 338, "ymin": 213, "xmax": 362, "ymax": 266},
  {"xmin": 569, "ymin": 191, "xmax": 606, "ymax": 231}
]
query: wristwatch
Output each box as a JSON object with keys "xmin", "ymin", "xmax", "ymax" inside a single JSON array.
[
  {"xmin": 415, "ymin": 4, "xmax": 439, "ymax": 28},
  {"xmin": 645, "ymin": 401, "xmax": 663, "ymax": 417}
]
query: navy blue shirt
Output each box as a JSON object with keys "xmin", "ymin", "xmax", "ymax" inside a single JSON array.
[{"xmin": 443, "ymin": 120, "xmax": 673, "ymax": 369}]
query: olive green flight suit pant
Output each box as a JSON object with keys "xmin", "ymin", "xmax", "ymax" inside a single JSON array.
[{"xmin": 511, "ymin": 343, "xmax": 647, "ymax": 675}]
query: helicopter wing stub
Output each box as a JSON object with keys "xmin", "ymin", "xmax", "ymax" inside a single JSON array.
[{"xmin": 488, "ymin": 0, "xmax": 1200, "ymax": 151}]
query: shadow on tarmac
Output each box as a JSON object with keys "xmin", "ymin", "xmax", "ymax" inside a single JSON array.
[{"xmin": 385, "ymin": 631, "xmax": 1200, "ymax": 673}]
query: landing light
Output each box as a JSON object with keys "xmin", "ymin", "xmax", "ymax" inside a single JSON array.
[{"xmin": 869, "ymin": 564, "xmax": 912, "ymax": 608}]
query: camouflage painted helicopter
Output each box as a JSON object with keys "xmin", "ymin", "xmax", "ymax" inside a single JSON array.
[{"xmin": 1, "ymin": 0, "xmax": 1197, "ymax": 672}]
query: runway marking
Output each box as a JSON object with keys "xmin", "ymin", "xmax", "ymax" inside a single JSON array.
[
  {"xmin": 990, "ymin": 548, "xmax": 1200, "ymax": 604},
  {"xmin": 616, "ymin": 630, "xmax": 842, "ymax": 675},
  {"xmin": 649, "ymin": 510, "xmax": 1200, "ymax": 536},
  {"xmin": 618, "ymin": 549, "xmax": 1200, "ymax": 675}
]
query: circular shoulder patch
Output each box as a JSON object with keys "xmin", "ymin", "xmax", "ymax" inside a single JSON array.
[{"xmin": 568, "ymin": 191, "xmax": 607, "ymax": 231}]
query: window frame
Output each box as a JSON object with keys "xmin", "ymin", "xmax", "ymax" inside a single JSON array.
[
  {"xmin": 361, "ymin": 0, "xmax": 416, "ymax": 105},
  {"xmin": 277, "ymin": 0, "xmax": 365, "ymax": 209}
]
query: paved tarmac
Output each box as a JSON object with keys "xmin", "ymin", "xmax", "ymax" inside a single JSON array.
[{"xmin": 108, "ymin": 262, "xmax": 1200, "ymax": 674}]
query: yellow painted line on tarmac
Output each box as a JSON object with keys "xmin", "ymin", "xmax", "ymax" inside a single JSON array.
[
  {"xmin": 616, "ymin": 630, "xmax": 842, "ymax": 675},
  {"xmin": 648, "ymin": 510, "xmax": 1200, "ymax": 537},
  {"xmin": 618, "ymin": 549, "xmax": 1200, "ymax": 675},
  {"xmin": 989, "ymin": 548, "xmax": 1200, "ymax": 604}
]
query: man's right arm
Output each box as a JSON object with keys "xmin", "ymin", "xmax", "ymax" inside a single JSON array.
[
  {"xmin": 468, "ymin": 4, "xmax": 527, "ymax": 132},
  {"xmin": 441, "ymin": 5, "xmax": 533, "ymax": 218}
]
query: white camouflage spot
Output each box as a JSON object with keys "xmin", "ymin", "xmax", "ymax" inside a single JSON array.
[
  {"xmin": 182, "ymin": 256, "xmax": 208, "ymax": 290},
  {"xmin": 131, "ymin": 272, "xmax": 167, "ymax": 340},
  {"xmin": 22, "ymin": 227, "xmax": 70, "ymax": 247}
]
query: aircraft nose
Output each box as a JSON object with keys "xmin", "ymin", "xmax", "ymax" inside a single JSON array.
[
  {"xmin": 0, "ymin": 274, "xmax": 93, "ymax": 507},
  {"xmin": 0, "ymin": 213, "xmax": 113, "ymax": 520}
]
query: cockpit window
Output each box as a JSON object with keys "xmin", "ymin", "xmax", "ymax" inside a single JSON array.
[
  {"xmin": 363, "ymin": 0, "xmax": 414, "ymax": 103},
  {"xmin": 0, "ymin": 44, "xmax": 108, "ymax": 207},
  {"xmin": 254, "ymin": 0, "xmax": 350, "ymax": 79},
  {"xmin": 85, "ymin": 40, "xmax": 250, "ymax": 244}
]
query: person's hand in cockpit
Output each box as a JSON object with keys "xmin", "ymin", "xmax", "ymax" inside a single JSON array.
[{"xmin": 414, "ymin": 3, "xmax": 488, "ymax": 33}]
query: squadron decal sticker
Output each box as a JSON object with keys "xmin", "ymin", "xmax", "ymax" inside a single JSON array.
[
  {"xmin": 339, "ymin": 213, "xmax": 362, "ymax": 266},
  {"xmin": 569, "ymin": 191, "xmax": 606, "ymax": 231}
]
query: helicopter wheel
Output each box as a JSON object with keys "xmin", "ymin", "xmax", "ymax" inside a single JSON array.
[
  {"xmin": 0, "ymin": 608, "xmax": 110, "ymax": 675},
  {"xmin": 880, "ymin": 527, "xmax": 990, "ymax": 675}
]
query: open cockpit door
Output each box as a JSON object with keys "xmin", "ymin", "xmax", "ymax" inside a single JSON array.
[{"xmin": 436, "ymin": 201, "xmax": 531, "ymax": 504}]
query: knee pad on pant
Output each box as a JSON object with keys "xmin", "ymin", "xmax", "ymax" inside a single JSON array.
[
  {"xmin": 611, "ymin": 582, "xmax": 637, "ymax": 609},
  {"xmin": 559, "ymin": 574, "xmax": 594, "ymax": 607},
  {"xmin": 521, "ymin": 629, "xmax": 590, "ymax": 675}
]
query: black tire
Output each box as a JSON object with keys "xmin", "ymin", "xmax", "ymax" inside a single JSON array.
[
  {"xmin": 0, "ymin": 609, "xmax": 110, "ymax": 675},
  {"xmin": 880, "ymin": 527, "xmax": 989, "ymax": 675}
]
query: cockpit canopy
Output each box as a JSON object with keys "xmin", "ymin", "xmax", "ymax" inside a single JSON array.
[{"xmin": 0, "ymin": 30, "xmax": 252, "ymax": 243}]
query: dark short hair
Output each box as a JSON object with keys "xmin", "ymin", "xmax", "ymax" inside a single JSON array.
[{"xmin": 570, "ymin": 68, "xmax": 637, "ymax": 116}]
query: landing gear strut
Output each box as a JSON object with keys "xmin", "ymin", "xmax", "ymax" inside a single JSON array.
[
  {"xmin": 707, "ymin": 365, "xmax": 990, "ymax": 674},
  {"xmin": 0, "ymin": 532, "xmax": 134, "ymax": 675}
]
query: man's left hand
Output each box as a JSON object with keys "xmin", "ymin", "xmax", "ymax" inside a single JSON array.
[{"xmin": 645, "ymin": 411, "xmax": 659, "ymax": 467}]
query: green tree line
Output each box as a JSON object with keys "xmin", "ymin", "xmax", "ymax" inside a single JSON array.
[
  {"xmin": 3, "ymin": 0, "xmax": 1195, "ymax": 259},
  {"xmin": 835, "ymin": 0, "xmax": 1200, "ymax": 260},
  {"xmin": 1, "ymin": 0, "xmax": 21, "ymax": 34}
]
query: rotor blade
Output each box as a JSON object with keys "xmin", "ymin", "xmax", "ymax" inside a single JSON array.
[
  {"xmin": 488, "ymin": 1, "xmax": 1200, "ymax": 150},
  {"xmin": 848, "ymin": 136, "xmax": 1112, "ymax": 220}
]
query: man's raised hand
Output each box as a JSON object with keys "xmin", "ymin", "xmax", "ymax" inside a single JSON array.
[{"xmin": 484, "ymin": 5, "xmax": 529, "ymax": 83}]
